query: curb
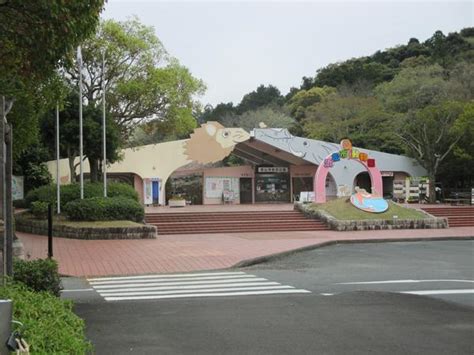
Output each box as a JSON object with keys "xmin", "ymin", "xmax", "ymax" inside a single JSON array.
[{"xmin": 232, "ymin": 235, "xmax": 474, "ymax": 268}]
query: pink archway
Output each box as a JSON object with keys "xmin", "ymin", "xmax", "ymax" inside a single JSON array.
[{"xmin": 314, "ymin": 155, "xmax": 383, "ymax": 203}]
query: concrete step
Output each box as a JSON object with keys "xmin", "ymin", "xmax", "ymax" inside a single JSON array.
[
  {"xmin": 158, "ymin": 226, "xmax": 328, "ymax": 235},
  {"xmin": 146, "ymin": 209, "xmax": 328, "ymax": 235}
]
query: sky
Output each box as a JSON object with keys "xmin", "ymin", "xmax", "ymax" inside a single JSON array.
[{"xmin": 102, "ymin": 1, "xmax": 473, "ymax": 106}]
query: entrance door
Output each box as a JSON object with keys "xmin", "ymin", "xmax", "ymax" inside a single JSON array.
[
  {"xmin": 152, "ymin": 181, "xmax": 160, "ymax": 205},
  {"xmin": 240, "ymin": 178, "xmax": 253, "ymax": 204}
]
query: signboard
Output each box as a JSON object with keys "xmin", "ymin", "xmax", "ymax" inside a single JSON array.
[
  {"xmin": 12, "ymin": 175, "xmax": 24, "ymax": 201},
  {"xmin": 299, "ymin": 191, "xmax": 315, "ymax": 202},
  {"xmin": 143, "ymin": 178, "xmax": 159, "ymax": 205},
  {"xmin": 381, "ymin": 171, "xmax": 394, "ymax": 177},
  {"xmin": 257, "ymin": 167, "xmax": 288, "ymax": 173},
  {"xmin": 143, "ymin": 179, "xmax": 152, "ymax": 205},
  {"xmin": 205, "ymin": 177, "xmax": 239, "ymax": 199}
]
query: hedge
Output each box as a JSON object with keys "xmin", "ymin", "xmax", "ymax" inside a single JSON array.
[
  {"xmin": 0, "ymin": 282, "xmax": 92, "ymax": 354},
  {"xmin": 13, "ymin": 258, "xmax": 62, "ymax": 296},
  {"xmin": 30, "ymin": 201, "xmax": 49, "ymax": 219},
  {"xmin": 25, "ymin": 182, "xmax": 139, "ymax": 207},
  {"xmin": 64, "ymin": 196, "xmax": 144, "ymax": 222}
]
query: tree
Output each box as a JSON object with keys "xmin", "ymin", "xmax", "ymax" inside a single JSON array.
[
  {"xmin": 375, "ymin": 63, "xmax": 473, "ymax": 200},
  {"xmin": 0, "ymin": 0, "xmax": 104, "ymax": 100},
  {"xmin": 65, "ymin": 17, "xmax": 205, "ymax": 137},
  {"xmin": 375, "ymin": 64, "xmax": 450, "ymax": 113},
  {"xmin": 287, "ymin": 86, "xmax": 336, "ymax": 121},
  {"xmin": 394, "ymin": 102, "xmax": 470, "ymax": 201},
  {"xmin": 40, "ymin": 91, "xmax": 121, "ymax": 183},
  {"xmin": 14, "ymin": 144, "xmax": 52, "ymax": 193},
  {"xmin": 198, "ymin": 102, "xmax": 236, "ymax": 124},
  {"xmin": 302, "ymin": 94, "xmax": 403, "ymax": 154},
  {"xmin": 236, "ymin": 85, "xmax": 283, "ymax": 114},
  {"xmin": 238, "ymin": 107, "xmax": 295, "ymax": 132}
]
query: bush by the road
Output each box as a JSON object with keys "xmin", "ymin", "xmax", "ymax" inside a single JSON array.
[
  {"xmin": 13, "ymin": 258, "xmax": 62, "ymax": 296},
  {"xmin": 30, "ymin": 201, "xmax": 49, "ymax": 219},
  {"xmin": 64, "ymin": 196, "xmax": 144, "ymax": 222},
  {"xmin": 0, "ymin": 282, "xmax": 92, "ymax": 354},
  {"xmin": 25, "ymin": 182, "xmax": 139, "ymax": 207}
]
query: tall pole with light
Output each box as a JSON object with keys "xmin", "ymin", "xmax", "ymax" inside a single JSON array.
[
  {"xmin": 77, "ymin": 46, "xmax": 84, "ymax": 199},
  {"xmin": 102, "ymin": 50, "xmax": 107, "ymax": 197}
]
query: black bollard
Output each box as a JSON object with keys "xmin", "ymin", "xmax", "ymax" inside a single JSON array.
[{"xmin": 48, "ymin": 203, "xmax": 53, "ymax": 258}]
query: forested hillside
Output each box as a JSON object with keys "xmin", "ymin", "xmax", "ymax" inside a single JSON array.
[{"xmin": 198, "ymin": 28, "xmax": 474, "ymax": 189}]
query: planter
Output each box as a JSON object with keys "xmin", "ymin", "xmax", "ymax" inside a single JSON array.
[{"xmin": 169, "ymin": 199, "xmax": 186, "ymax": 207}]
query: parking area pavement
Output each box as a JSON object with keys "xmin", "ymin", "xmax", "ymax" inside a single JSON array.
[{"xmin": 16, "ymin": 226, "xmax": 474, "ymax": 277}]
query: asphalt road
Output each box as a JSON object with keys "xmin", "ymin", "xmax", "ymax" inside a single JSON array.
[
  {"xmin": 245, "ymin": 240, "xmax": 474, "ymax": 307},
  {"xmin": 68, "ymin": 240, "xmax": 474, "ymax": 355}
]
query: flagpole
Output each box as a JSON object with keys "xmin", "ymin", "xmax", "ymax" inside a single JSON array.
[
  {"xmin": 77, "ymin": 46, "xmax": 84, "ymax": 199},
  {"xmin": 56, "ymin": 103, "xmax": 61, "ymax": 214},
  {"xmin": 102, "ymin": 50, "xmax": 107, "ymax": 198}
]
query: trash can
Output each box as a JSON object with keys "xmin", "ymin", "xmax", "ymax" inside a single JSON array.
[{"xmin": 0, "ymin": 299, "xmax": 12, "ymax": 355}]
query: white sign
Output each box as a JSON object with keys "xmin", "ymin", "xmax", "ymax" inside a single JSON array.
[
  {"xmin": 257, "ymin": 167, "xmax": 288, "ymax": 173},
  {"xmin": 299, "ymin": 191, "xmax": 315, "ymax": 202},
  {"xmin": 12, "ymin": 175, "xmax": 24, "ymax": 200},
  {"xmin": 143, "ymin": 178, "xmax": 153, "ymax": 205},
  {"xmin": 205, "ymin": 177, "xmax": 239, "ymax": 199},
  {"xmin": 381, "ymin": 171, "xmax": 394, "ymax": 177}
]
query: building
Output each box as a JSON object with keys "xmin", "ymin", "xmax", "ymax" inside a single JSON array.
[{"xmin": 46, "ymin": 123, "xmax": 427, "ymax": 205}]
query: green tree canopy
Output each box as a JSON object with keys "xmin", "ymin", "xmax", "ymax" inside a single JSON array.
[
  {"xmin": 65, "ymin": 17, "xmax": 205, "ymax": 137},
  {"xmin": 0, "ymin": 0, "xmax": 104, "ymax": 97},
  {"xmin": 40, "ymin": 91, "xmax": 121, "ymax": 183}
]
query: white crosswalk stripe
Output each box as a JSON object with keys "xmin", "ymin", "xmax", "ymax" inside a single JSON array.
[{"xmin": 88, "ymin": 271, "xmax": 311, "ymax": 301}]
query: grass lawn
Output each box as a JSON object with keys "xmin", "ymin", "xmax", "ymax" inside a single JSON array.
[
  {"xmin": 20, "ymin": 213, "xmax": 142, "ymax": 228},
  {"xmin": 309, "ymin": 198, "xmax": 427, "ymax": 221}
]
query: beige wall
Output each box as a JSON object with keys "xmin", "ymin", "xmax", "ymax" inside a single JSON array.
[{"xmin": 202, "ymin": 166, "xmax": 254, "ymax": 205}]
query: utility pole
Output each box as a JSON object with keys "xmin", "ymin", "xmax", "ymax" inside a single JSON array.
[
  {"xmin": 4, "ymin": 123, "xmax": 12, "ymax": 276},
  {"xmin": 77, "ymin": 46, "xmax": 84, "ymax": 199},
  {"xmin": 56, "ymin": 104, "xmax": 61, "ymax": 214},
  {"xmin": 102, "ymin": 50, "xmax": 107, "ymax": 198},
  {"xmin": 1, "ymin": 96, "xmax": 13, "ymax": 277}
]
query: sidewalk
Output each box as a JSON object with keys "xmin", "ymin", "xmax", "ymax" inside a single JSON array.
[{"xmin": 16, "ymin": 227, "xmax": 474, "ymax": 278}]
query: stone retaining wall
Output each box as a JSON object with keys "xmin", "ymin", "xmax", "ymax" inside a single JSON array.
[
  {"xmin": 15, "ymin": 214, "xmax": 157, "ymax": 240},
  {"xmin": 296, "ymin": 203, "xmax": 448, "ymax": 231}
]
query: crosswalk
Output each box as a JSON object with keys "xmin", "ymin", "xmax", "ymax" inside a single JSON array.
[{"xmin": 87, "ymin": 271, "xmax": 311, "ymax": 302}]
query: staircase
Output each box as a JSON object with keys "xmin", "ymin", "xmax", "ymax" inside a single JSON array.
[
  {"xmin": 421, "ymin": 206, "xmax": 474, "ymax": 227},
  {"xmin": 145, "ymin": 210, "xmax": 328, "ymax": 235}
]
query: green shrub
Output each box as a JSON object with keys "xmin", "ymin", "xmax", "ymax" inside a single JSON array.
[
  {"xmin": 0, "ymin": 282, "xmax": 93, "ymax": 354},
  {"xmin": 13, "ymin": 199, "xmax": 28, "ymax": 209},
  {"xmin": 30, "ymin": 201, "xmax": 49, "ymax": 219},
  {"xmin": 13, "ymin": 258, "xmax": 62, "ymax": 296},
  {"xmin": 25, "ymin": 182, "xmax": 139, "ymax": 207},
  {"xmin": 64, "ymin": 196, "xmax": 144, "ymax": 222}
]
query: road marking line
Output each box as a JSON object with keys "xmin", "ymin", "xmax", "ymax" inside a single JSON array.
[
  {"xmin": 104, "ymin": 289, "xmax": 311, "ymax": 301},
  {"xmin": 335, "ymin": 279, "xmax": 474, "ymax": 285},
  {"xmin": 93, "ymin": 281, "xmax": 282, "ymax": 293},
  {"xmin": 400, "ymin": 289, "xmax": 474, "ymax": 295},
  {"xmin": 320, "ymin": 293, "xmax": 334, "ymax": 296},
  {"xmin": 92, "ymin": 277, "xmax": 271, "ymax": 289},
  {"xmin": 88, "ymin": 271, "xmax": 246, "ymax": 282},
  {"xmin": 89, "ymin": 274, "xmax": 256, "ymax": 285},
  {"xmin": 99, "ymin": 285, "xmax": 295, "ymax": 297}
]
